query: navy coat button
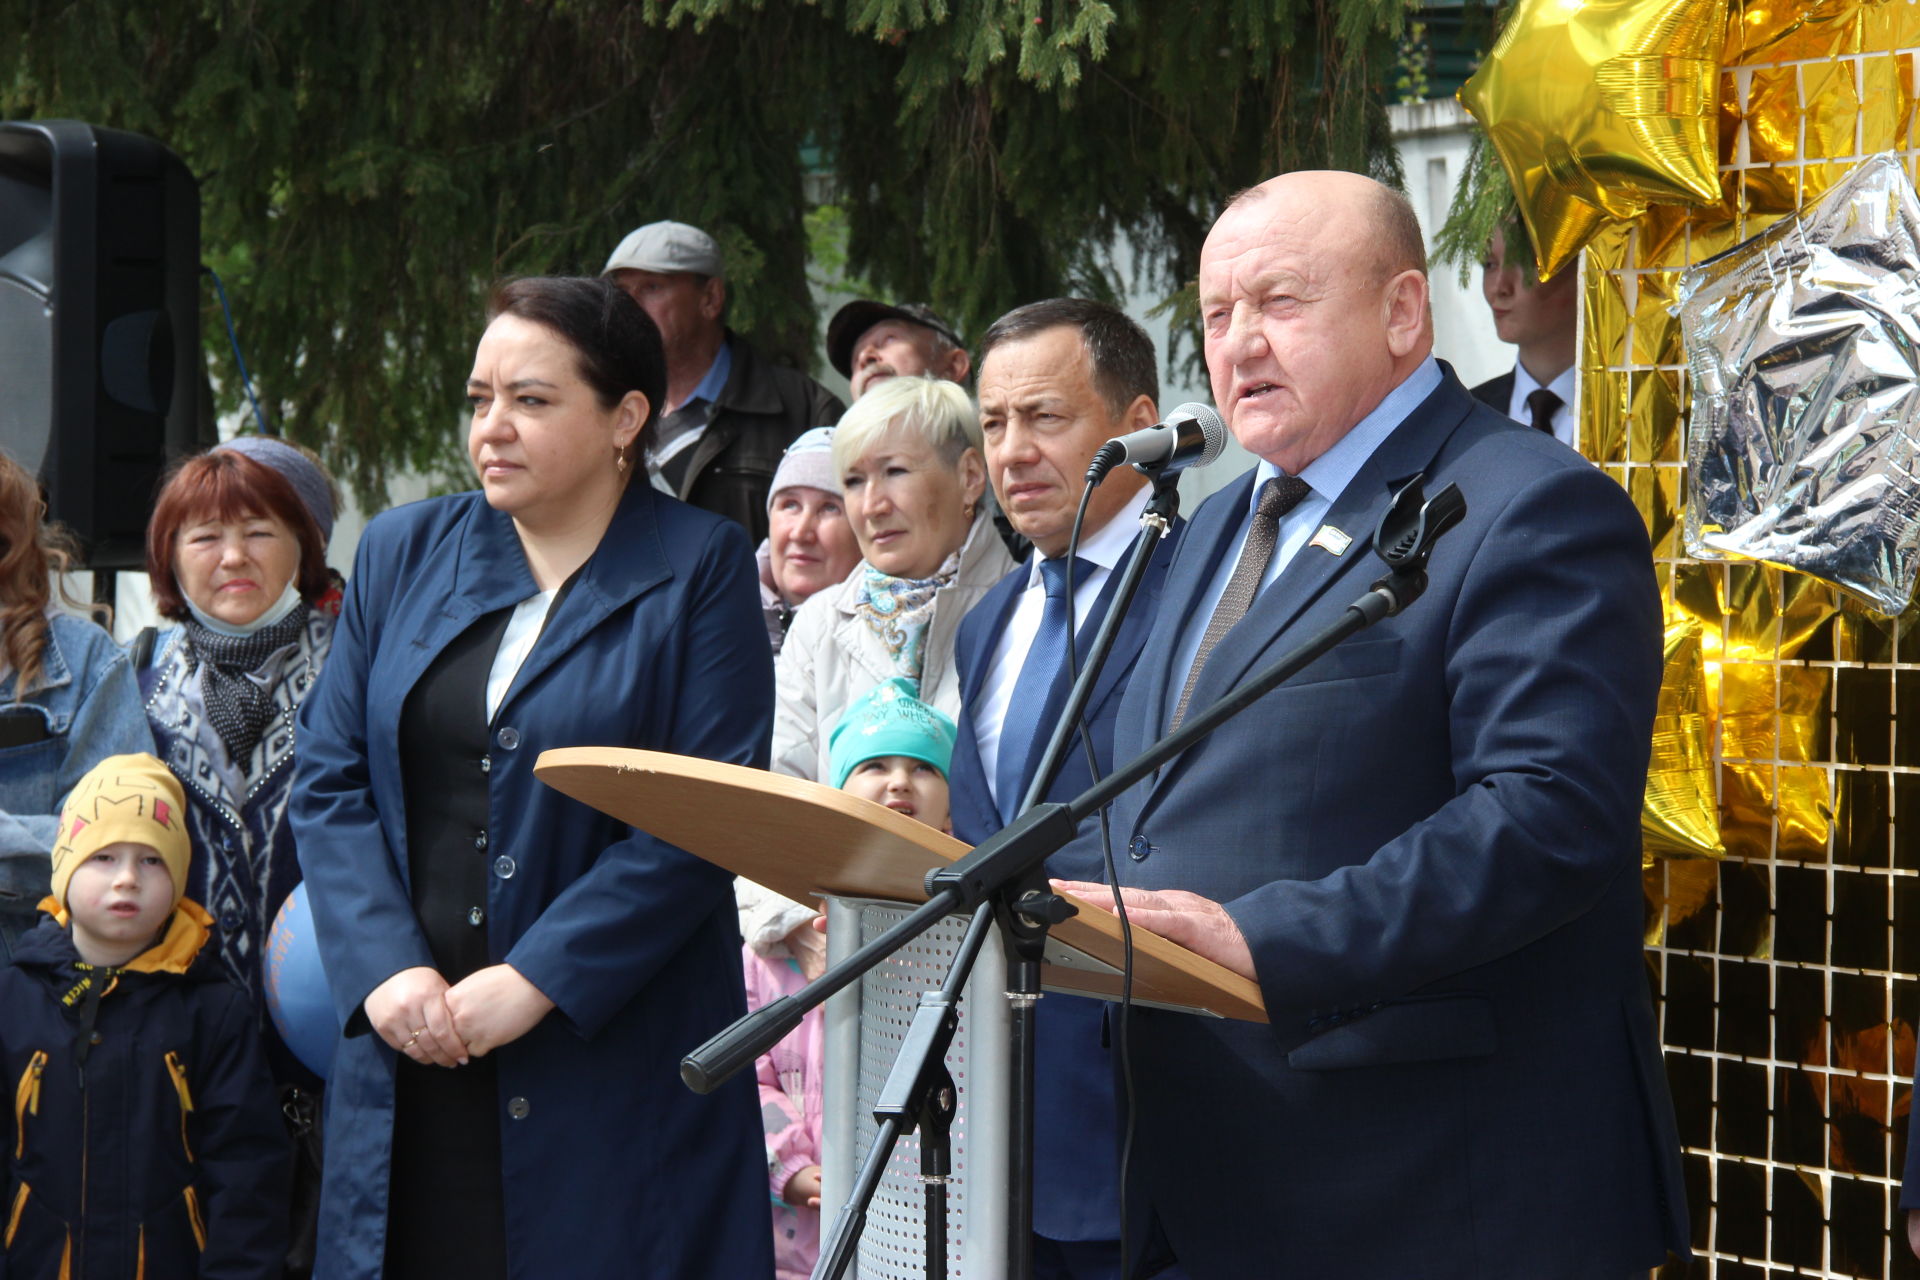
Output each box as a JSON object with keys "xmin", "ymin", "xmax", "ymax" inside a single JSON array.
[
  {"xmin": 89, "ymin": 1031, "xmax": 102, "ymax": 1045},
  {"xmin": 474, "ymin": 831, "xmax": 488, "ymax": 852},
  {"xmin": 480, "ymin": 755, "xmax": 492, "ymax": 774},
  {"xmin": 468, "ymin": 907, "xmax": 485, "ymax": 927},
  {"xmin": 493, "ymin": 855, "xmax": 516, "ymax": 880},
  {"xmin": 497, "ymin": 727, "xmax": 520, "ymax": 751},
  {"xmin": 1127, "ymin": 835, "xmax": 1151, "ymax": 863},
  {"xmin": 507, "ymin": 1096, "xmax": 530, "ymax": 1119}
]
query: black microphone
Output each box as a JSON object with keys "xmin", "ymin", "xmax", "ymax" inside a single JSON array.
[{"xmin": 1085, "ymin": 401, "xmax": 1228, "ymax": 486}]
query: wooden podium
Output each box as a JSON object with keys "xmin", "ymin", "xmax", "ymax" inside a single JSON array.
[
  {"xmin": 535, "ymin": 747, "xmax": 1265, "ymax": 1020},
  {"xmin": 535, "ymin": 747, "xmax": 1265, "ymax": 1279}
]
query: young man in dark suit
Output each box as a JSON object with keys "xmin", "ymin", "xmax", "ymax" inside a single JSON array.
[{"xmin": 1471, "ymin": 223, "xmax": 1580, "ymax": 450}]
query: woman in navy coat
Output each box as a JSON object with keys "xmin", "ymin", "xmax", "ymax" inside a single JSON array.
[{"xmin": 290, "ymin": 277, "xmax": 774, "ymax": 1279}]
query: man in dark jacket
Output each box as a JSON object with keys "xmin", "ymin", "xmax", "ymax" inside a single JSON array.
[
  {"xmin": 605, "ymin": 221, "xmax": 845, "ymax": 543},
  {"xmin": 952, "ymin": 299, "xmax": 1182, "ymax": 1279},
  {"xmin": 0, "ymin": 753, "xmax": 288, "ymax": 1279}
]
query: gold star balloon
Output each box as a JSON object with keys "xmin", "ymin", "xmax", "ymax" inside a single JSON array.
[{"xmin": 1460, "ymin": 0, "xmax": 1732, "ymax": 280}]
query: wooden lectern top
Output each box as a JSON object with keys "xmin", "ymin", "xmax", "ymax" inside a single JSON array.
[{"xmin": 534, "ymin": 747, "xmax": 1266, "ymax": 1023}]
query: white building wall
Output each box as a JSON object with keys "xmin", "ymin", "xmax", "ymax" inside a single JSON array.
[{"xmin": 1387, "ymin": 97, "xmax": 1507, "ymax": 390}]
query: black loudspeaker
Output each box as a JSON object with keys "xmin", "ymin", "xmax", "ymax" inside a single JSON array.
[{"xmin": 0, "ymin": 120, "xmax": 201, "ymax": 568}]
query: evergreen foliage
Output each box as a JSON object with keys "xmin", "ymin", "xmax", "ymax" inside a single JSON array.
[
  {"xmin": 5, "ymin": 0, "xmax": 1412, "ymax": 503},
  {"xmin": 1430, "ymin": 128, "xmax": 1522, "ymax": 285}
]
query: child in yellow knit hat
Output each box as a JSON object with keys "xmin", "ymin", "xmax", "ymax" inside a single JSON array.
[
  {"xmin": 0, "ymin": 753, "xmax": 287, "ymax": 1278},
  {"xmin": 47, "ymin": 752, "xmax": 194, "ymax": 966}
]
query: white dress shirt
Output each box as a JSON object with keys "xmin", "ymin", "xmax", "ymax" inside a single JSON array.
[
  {"xmin": 971, "ymin": 484, "xmax": 1154, "ymax": 809},
  {"xmin": 486, "ymin": 587, "xmax": 559, "ymax": 722},
  {"xmin": 1506, "ymin": 362, "xmax": 1579, "ymax": 452}
]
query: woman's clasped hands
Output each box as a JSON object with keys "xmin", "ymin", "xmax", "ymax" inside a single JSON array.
[{"xmin": 365, "ymin": 964, "xmax": 557, "ymax": 1067}]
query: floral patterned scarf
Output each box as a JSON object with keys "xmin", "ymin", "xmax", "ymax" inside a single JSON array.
[{"xmin": 851, "ymin": 549, "xmax": 962, "ymax": 683}]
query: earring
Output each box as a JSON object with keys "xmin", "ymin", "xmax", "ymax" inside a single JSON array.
[{"xmin": 616, "ymin": 446, "xmax": 629, "ymax": 473}]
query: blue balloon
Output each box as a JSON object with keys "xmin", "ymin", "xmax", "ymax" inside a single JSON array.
[{"xmin": 265, "ymin": 883, "xmax": 339, "ymax": 1080}]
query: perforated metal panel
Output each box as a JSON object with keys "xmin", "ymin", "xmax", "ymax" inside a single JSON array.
[{"xmin": 821, "ymin": 899, "xmax": 1010, "ymax": 1280}]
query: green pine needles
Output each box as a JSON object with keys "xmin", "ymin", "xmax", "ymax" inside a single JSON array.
[{"xmin": 6, "ymin": 0, "xmax": 1419, "ymax": 505}]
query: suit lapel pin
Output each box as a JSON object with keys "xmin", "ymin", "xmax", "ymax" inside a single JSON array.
[{"xmin": 1308, "ymin": 525, "xmax": 1352, "ymax": 556}]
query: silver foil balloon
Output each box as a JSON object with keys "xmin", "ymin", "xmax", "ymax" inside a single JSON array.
[{"xmin": 1677, "ymin": 152, "xmax": 1920, "ymax": 616}]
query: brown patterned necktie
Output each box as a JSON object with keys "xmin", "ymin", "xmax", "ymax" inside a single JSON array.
[{"xmin": 1170, "ymin": 473, "xmax": 1313, "ymax": 730}]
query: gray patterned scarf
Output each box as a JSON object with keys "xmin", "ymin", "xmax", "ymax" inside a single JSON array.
[{"xmin": 181, "ymin": 605, "xmax": 310, "ymax": 763}]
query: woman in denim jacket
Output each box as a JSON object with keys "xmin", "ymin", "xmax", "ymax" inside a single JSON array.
[{"xmin": 0, "ymin": 451, "xmax": 155, "ymax": 962}]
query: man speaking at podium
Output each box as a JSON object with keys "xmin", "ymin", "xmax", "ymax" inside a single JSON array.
[{"xmin": 1058, "ymin": 172, "xmax": 1690, "ymax": 1278}]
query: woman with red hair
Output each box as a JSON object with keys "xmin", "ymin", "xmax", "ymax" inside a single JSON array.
[
  {"xmin": 135, "ymin": 437, "xmax": 340, "ymax": 1025},
  {"xmin": 0, "ymin": 449, "xmax": 153, "ymax": 961}
]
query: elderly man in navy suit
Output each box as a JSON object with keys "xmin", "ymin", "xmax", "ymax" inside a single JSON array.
[
  {"xmin": 1059, "ymin": 172, "xmax": 1690, "ymax": 1278},
  {"xmin": 952, "ymin": 298, "xmax": 1180, "ymax": 1280}
]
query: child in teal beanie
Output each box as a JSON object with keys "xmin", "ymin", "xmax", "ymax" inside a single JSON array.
[
  {"xmin": 827, "ymin": 677, "xmax": 958, "ymax": 833},
  {"xmin": 746, "ymin": 677, "xmax": 958, "ymax": 1278}
]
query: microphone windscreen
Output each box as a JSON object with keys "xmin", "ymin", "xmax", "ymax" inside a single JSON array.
[{"xmin": 1167, "ymin": 401, "xmax": 1229, "ymax": 469}]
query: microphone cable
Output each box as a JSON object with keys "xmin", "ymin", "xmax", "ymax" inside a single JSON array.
[{"xmin": 1061, "ymin": 479, "xmax": 1139, "ymax": 1274}]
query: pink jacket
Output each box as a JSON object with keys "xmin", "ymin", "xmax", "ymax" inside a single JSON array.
[{"xmin": 743, "ymin": 942, "xmax": 825, "ymax": 1280}]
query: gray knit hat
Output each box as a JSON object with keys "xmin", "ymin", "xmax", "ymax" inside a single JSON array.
[
  {"xmin": 766, "ymin": 426, "xmax": 840, "ymax": 511},
  {"xmin": 213, "ymin": 436, "xmax": 336, "ymax": 546}
]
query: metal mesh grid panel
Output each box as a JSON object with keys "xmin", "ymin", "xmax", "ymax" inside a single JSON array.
[
  {"xmin": 1577, "ymin": 7, "xmax": 1920, "ymax": 1272},
  {"xmin": 850, "ymin": 903, "xmax": 984, "ymax": 1280}
]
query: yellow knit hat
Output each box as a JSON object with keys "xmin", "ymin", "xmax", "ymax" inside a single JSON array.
[{"xmin": 51, "ymin": 753, "xmax": 192, "ymax": 911}]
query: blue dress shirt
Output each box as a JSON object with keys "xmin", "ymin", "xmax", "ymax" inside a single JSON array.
[{"xmin": 1169, "ymin": 357, "xmax": 1443, "ymax": 699}]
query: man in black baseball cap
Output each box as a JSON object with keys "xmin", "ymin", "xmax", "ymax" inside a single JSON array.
[{"xmin": 826, "ymin": 299, "xmax": 970, "ymax": 401}]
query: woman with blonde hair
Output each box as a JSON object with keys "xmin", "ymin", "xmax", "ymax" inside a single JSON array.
[
  {"xmin": 0, "ymin": 449, "xmax": 153, "ymax": 961},
  {"xmin": 771, "ymin": 373, "xmax": 1015, "ymax": 781}
]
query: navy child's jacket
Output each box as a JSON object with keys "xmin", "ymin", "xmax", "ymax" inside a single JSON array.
[{"xmin": 0, "ymin": 901, "xmax": 288, "ymax": 1279}]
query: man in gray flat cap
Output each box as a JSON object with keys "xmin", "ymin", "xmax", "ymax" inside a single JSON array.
[
  {"xmin": 605, "ymin": 220, "xmax": 844, "ymax": 544},
  {"xmin": 826, "ymin": 298, "xmax": 971, "ymax": 401}
]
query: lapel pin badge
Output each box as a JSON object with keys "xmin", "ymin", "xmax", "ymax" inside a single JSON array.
[{"xmin": 1308, "ymin": 525, "xmax": 1352, "ymax": 556}]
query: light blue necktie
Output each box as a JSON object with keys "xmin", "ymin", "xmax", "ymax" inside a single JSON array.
[{"xmin": 996, "ymin": 556, "xmax": 1088, "ymax": 824}]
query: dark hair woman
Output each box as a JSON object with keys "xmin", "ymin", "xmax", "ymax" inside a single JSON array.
[
  {"xmin": 0, "ymin": 450, "xmax": 154, "ymax": 962},
  {"xmin": 292, "ymin": 277, "xmax": 775, "ymax": 1279},
  {"xmin": 135, "ymin": 437, "xmax": 340, "ymax": 1016}
]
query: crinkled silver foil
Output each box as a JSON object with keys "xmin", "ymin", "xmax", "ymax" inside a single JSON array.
[{"xmin": 1677, "ymin": 152, "xmax": 1920, "ymax": 615}]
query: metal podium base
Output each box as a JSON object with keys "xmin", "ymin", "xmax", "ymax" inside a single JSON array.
[{"xmin": 822, "ymin": 896, "xmax": 1011, "ymax": 1280}]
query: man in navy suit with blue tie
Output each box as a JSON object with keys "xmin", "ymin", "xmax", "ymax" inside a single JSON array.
[
  {"xmin": 951, "ymin": 298, "xmax": 1181, "ymax": 1280},
  {"xmin": 1060, "ymin": 172, "xmax": 1690, "ymax": 1277}
]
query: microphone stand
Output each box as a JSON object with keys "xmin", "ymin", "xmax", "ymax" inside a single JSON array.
[
  {"xmin": 993, "ymin": 466, "xmax": 1182, "ymax": 1279},
  {"xmin": 682, "ymin": 473, "xmax": 1465, "ymax": 1280}
]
